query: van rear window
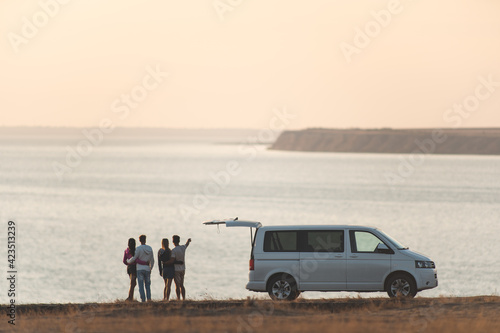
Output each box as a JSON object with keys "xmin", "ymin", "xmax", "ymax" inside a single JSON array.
[{"xmin": 264, "ymin": 231, "xmax": 298, "ymax": 252}]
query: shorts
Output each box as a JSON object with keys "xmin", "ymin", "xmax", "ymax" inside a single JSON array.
[
  {"xmin": 127, "ymin": 264, "xmax": 137, "ymax": 276},
  {"xmin": 174, "ymin": 270, "xmax": 185, "ymax": 286},
  {"xmin": 163, "ymin": 266, "xmax": 175, "ymax": 280}
]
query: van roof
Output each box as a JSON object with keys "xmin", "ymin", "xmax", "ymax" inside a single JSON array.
[
  {"xmin": 203, "ymin": 219, "xmax": 381, "ymax": 232},
  {"xmin": 258, "ymin": 225, "xmax": 379, "ymax": 231}
]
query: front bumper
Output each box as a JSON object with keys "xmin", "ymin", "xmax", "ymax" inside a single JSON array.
[{"xmin": 416, "ymin": 268, "xmax": 438, "ymax": 290}]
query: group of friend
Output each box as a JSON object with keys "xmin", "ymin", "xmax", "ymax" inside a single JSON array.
[{"xmin": 123, "ymin": 234, "xmax": 191, "ymax": 302}]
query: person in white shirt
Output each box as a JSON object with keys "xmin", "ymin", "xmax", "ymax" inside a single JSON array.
[
  {"xmin": 127, "ymin": 234, "xmax": 154, "ymax": 302},
  {"xmin": 171, "ymin": 235, "xmax": 191, "ymax": 300}
]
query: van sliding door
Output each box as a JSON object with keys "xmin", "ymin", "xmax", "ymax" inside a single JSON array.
[{"xmin": 299, "ymin": 230, "xmax": 347, "ymax": 291}]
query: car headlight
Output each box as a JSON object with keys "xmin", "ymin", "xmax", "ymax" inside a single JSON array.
[{"xmin": 415, "ymin": 260, "xmax": 435, "ymax": 269}]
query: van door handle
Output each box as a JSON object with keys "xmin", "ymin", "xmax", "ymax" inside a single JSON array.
[
  {"xmin": 350, "ymin": 255, "xmax": 358, "ymax": 258},
  {"xmin": 334, "ymin": 254, "xmax": 343, "ymax": 258}
]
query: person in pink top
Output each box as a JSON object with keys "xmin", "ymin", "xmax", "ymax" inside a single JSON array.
[{"xmin": 123, "ymin": 238, "xmax": 149, "ymax": 301}]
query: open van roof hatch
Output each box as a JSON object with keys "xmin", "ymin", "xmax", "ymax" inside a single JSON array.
[{"xmin": 203, "ymin": 217, "xmax": 262, "ymax": 229}]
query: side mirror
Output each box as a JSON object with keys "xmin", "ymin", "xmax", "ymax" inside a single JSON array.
[{"xmin": 376, "ymin": 243, "xmax": 394, "ymax": 254}]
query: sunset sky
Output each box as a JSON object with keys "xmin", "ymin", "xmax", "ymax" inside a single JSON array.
[{"xmin": 1, "ymin": 0, "xmax": 499, "ymax": 129}]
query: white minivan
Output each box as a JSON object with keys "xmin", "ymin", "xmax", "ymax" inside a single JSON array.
[{"xmin": 204, "ymin": 219, "xmax": 438, "ymax": 300}]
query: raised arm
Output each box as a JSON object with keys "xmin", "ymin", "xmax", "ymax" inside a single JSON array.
[{"xmin": 185, "ymin": 238, "xmax": 192, "ymax": 248}]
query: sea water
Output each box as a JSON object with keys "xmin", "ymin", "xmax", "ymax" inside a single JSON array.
[{"xmin": 1, "ymin": 133, "xmax": 499, "ymax": 303}]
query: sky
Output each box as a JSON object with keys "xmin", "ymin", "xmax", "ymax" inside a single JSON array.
[{"xmin": 1, "ymin": 0, "xmax": 499, "ymax": 130}]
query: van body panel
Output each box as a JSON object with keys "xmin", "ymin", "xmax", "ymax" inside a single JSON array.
[
  {"xmin": 399, "ymin": 249, "xmax": 432, "ymax": 261},
  {"xmin": 299, "ymin": 251, "xmax": 347, "ymax": 290},
  {"xmin": 253, "ymin": 252, "xmax": 300, "ymax": 284},
  {"xmin": 346, "ymin": 252, "xmax": 391, "ymax": 290},
  {"xmin": 246, "ymin": 280, "xmax": 265, "ymax": 291},
  {"xmin": 247, "ymin": 258, "xmax": 301, "ymax": 292},
  {"xmin": 246, "ymin": 271, "xmax": 266, "ymax": 291}
]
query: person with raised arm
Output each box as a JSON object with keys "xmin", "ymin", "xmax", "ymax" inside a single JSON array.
[{"xmin": 170, "ymin": 235, "xmax": 191, "ymax": 300}]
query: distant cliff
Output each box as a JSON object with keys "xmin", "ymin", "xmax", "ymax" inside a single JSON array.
[{"xmin": 270, "ymin": 128, "xmax": 500, "ymax": 155}]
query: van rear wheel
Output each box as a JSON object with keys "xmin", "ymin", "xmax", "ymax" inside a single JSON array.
[
  {"xmin": 267, "ymin": 275, "xmax": 298, "ymax": 301},
  {"xmin": 386, "ymin": 273, "xmax": 417, "ymax": 298}
]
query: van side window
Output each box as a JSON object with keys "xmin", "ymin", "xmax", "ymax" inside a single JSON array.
[
  {"xmin": 303, "ymin": 231, "xmax": 344, "ymax": 252},
  {"xmin": 350, "ymin": 231, "xmax": 385, "ymax": 253},
  {"xmin": 264, "ymin": 231, "xmax": 298, "ymax": 252}
]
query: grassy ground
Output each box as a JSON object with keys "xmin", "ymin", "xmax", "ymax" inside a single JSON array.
[{"xmin": 7, "ymin": 296, "xmax": 500, "ymax": 333}]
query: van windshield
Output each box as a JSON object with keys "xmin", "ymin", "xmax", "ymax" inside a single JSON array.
[{"xmin": 379, "ymin": 231, "xmax": 408, "ymax": 250}]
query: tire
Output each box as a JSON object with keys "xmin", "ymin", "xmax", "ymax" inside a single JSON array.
[
  {"xmin": 267, "ymin": 275, "xmax": 298, "ymax": 301},
  {"xmin": 386, "ymin": 273, "xmax": 417, "ymax": 298}
]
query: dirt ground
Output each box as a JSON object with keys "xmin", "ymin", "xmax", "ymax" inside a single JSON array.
[{"xmin": 6, "ymin": 296, "xmax": 500, "ymax": 333}]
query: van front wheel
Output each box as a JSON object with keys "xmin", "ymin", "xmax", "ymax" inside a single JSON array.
[
  {"xmin": 267, "ymin": 276, "xmax": 298, "ymax": 301},
  {"xmin": 386, "ymin": 273, "xmax": 417, "ymax": 298}
]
